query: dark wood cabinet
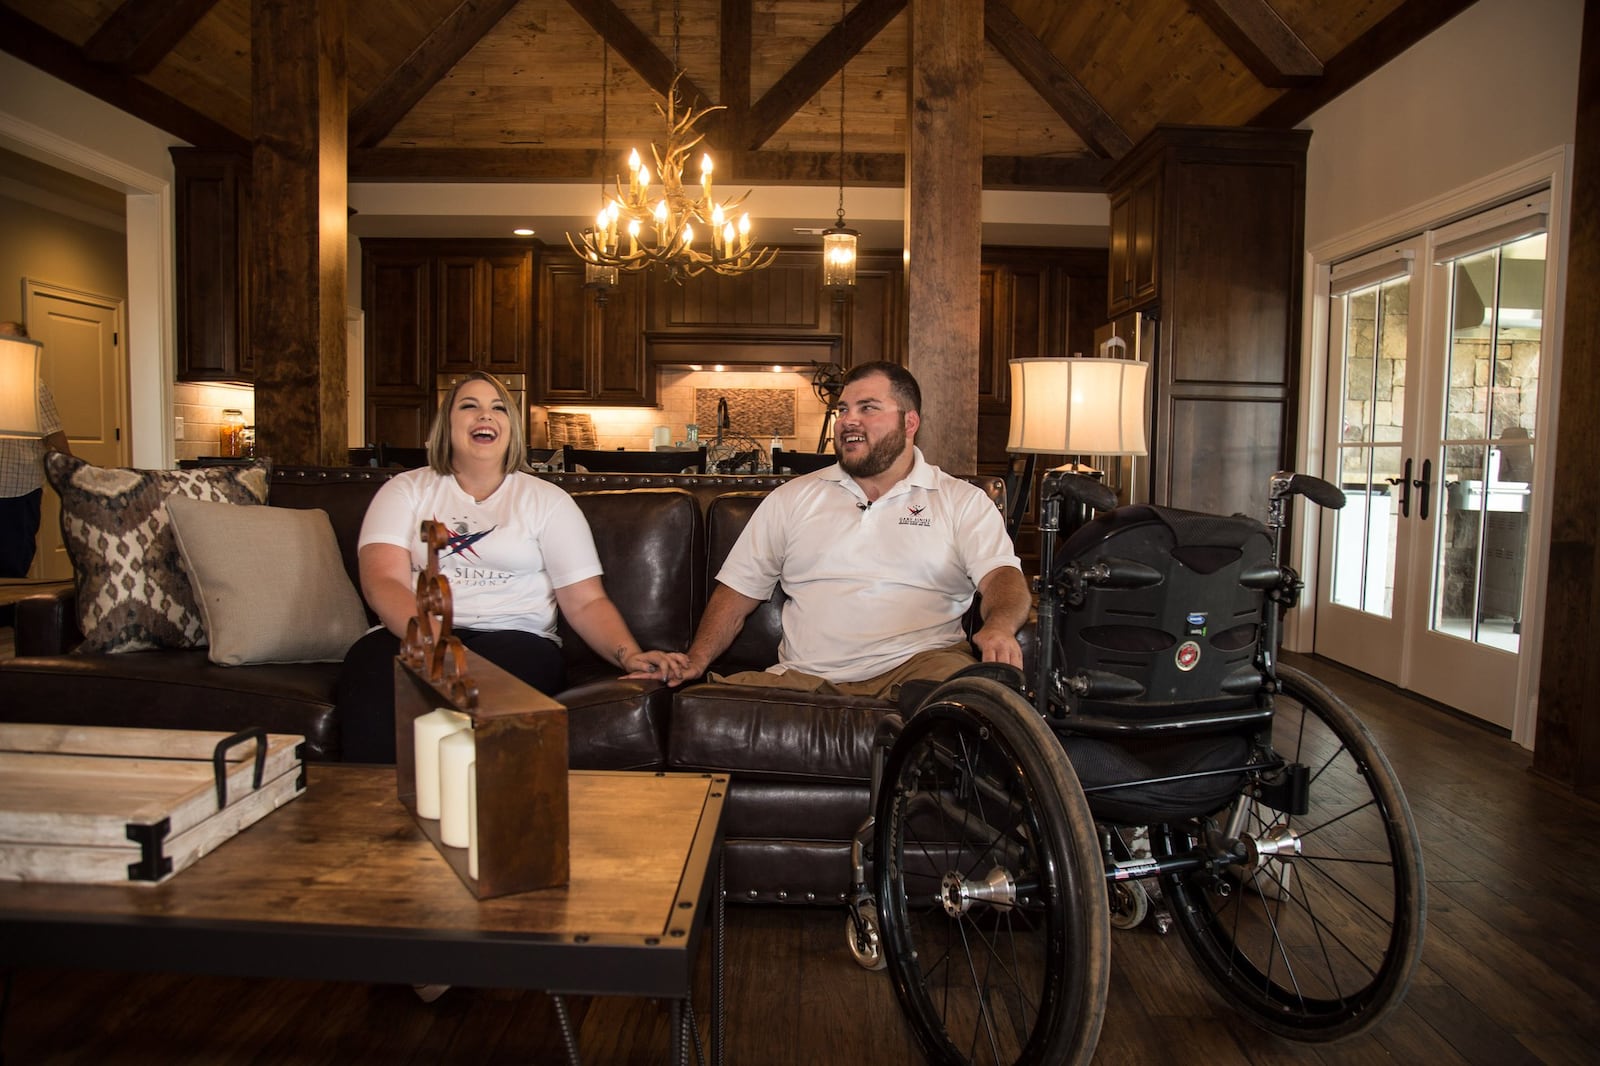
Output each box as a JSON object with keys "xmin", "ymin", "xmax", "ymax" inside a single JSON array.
[
  {"xmin": 361, "ymin": 246, "xmax": 432, "ymax": 447},
  {"xmin": 436, "ymin": 251, "xmax": 532, "ymax": 375},
  {"xmin": 1107, "ymin": 165, "xmax": 1160, "ymax": 316},
  {"xmin": 361, "ymin": 239, "xmax": 536, "ymax": 445},
  {"xmin": 172, "ymin": 148, "xmax": 251, "ymax": 382},
  {"xmin": 535, "ymin": 252, "xmax": 651, "ymax": 405},
  {"xmin": 1104, "ymin": 125, "xmax": 1310, "ymax": 520}
]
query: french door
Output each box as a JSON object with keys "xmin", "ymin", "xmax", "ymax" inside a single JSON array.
[{"xmin": 1315, "ymin": 193, "xmax": 1552, "ymax": 731}]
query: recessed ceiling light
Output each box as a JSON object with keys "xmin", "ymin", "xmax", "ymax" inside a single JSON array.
[{"xmin": 513, "ymin": 227, "xmax": 535, "ymax": 236}]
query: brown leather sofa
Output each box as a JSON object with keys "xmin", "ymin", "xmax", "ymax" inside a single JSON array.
[{"xmin": 0, "ymin": 464, "xmax": 1005, "ymax": 904}]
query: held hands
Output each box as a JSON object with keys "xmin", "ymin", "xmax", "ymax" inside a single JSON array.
[{"xmin": 619, "ymin": 648, "xmax": 694, "ymax": 685}]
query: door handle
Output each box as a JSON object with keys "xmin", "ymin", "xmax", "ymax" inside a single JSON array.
[
  {"xmin": 1413, "ymin": 458, "xmax": 1432, "ymax": 521},
  {"xmin": 1386, "ymin": 457, "xmax": 1413, "ymax": 518}
]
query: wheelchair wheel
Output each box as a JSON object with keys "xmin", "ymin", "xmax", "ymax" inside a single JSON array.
[
  {"xmin": 1157, "ymin": 664, "xmax": 1425, "ymax": 1041},
  {"xmin": 874, "ymin": 677, "xmax": 1110, "ymax": 1065}
]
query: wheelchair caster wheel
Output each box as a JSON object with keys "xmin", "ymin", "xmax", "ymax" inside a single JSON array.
[
  {"xmin": 1109, "ymin": 880, "xmax": 1150, "ymax": 930},
  {"xmin": 846, "ymin": 901, "xmax": 887, "ymax": 971}
]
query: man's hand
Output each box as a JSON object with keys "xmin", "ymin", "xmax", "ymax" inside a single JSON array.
[
  {"xmin": 620, "ymin": 649, "xmax": 692, "ymax": 683},
  {"xmin": 971, "ymin": 623, "xmax": 1023, "ymax": 667}
]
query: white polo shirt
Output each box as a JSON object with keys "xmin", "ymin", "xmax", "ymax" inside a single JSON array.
[
  {"xmin": 359, "ymin": 467, "xmax": 603, "ymax": 641},
  {"xmin": 716, "ymin": 448, "xmax": 1020, "ymax": 682}
]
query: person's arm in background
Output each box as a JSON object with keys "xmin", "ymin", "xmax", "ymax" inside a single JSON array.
[{"xmin": 41, "ymin": 430, "xmax": 70, "ymax": 457}]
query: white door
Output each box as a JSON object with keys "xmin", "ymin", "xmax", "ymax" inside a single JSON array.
[
  {"xmin": 25, "ymin": 281, "xmax": 126, "ymax": 580},
  {"xmin": 1315, "ymin": 194, "xmax": 1552, "ymax": 730}
]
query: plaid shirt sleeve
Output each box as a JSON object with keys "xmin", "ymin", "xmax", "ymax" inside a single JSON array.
[{"xmin": 37, "ymin": 382, "xmax": 63, "ymax": 437}]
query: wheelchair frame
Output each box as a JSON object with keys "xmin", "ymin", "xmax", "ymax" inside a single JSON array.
[{"xmin": 846, "ymin": 471, "xmax": 1426, "ymax": 1066}]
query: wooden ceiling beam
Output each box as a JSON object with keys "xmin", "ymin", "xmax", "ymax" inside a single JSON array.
[
  {"xmin": 82, "ymin": 0, "xmax": 225, "ymax": 76},
  {"xmin": 744, "ymin": 0, "xmax": 906, "ymax": 150},
  {"xmin": 349, "ymin": 0, "xmax": 522, "ymax": 149},
  {"xmin": 1187, "ymin": 0, "xmax": 1323, "ymax": 88},
  {"xmin": 1250, "ymin": 0, "xmax": 1477, "ymax": 127},
  {"xmin": 982, "ymin": 0, "xmax": 1133, "ymax": 160},
  {"xmin": 348, "ymin": 145, "xmax": 1108, "ymax": 189},
  {"xmin": 0, "ymin": 8, "xmax": 245, "ymax": 151},
  {"xmin": 719, "ymin": 0, "xmax": 752, "ymax": 147},
  {"xmin": 563, "ymin": 0, "xmax": 719, "ymax": 141}
]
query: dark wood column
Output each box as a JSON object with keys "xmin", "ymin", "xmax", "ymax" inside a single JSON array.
[
  {"xmin": 1533, "ymin": 3, "xmax": 1600, "ymax": 795},
  {"xmin": 903, "ymin": 0, "xmax": 983, "ymax": 473},
  {"xmin": 249, "ymin": 0, "xmax": 348, "ymax": 466}
]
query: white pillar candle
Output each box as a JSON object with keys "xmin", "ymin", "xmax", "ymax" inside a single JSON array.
[
  {"xmin": 413, "ymin": 708, "xmax": 470, "ymax": 819},
  {"xmin": 467, "ymin": 761, "xmax": 479, "ymax": 880},
  {"xmin": 438, "ymin": 728, "xmax": 476, "ymax": 849}
]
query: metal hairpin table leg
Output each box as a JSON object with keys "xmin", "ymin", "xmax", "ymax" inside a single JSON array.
[
  {"xmin": 550, "ymin": 993, "xmax": 581, "ymax": 1066},
  {"xmin": 714, "ymin": 858, "xmax": 726, "ymax": 1066}
]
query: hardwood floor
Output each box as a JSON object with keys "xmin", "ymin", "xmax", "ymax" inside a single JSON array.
[{"xmin": 4, "ymin": 654, "xmax": 1599, "ymax": 1064}]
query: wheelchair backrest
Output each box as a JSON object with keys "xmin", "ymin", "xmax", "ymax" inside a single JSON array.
[{"xmin": 1054, "ymin": 504, "xmax": 1277, "ymax": 716}]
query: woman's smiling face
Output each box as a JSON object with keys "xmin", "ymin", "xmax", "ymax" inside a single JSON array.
[{"xmin": 448, "ymin": 379, "xmax": 511, "ymax": 465}]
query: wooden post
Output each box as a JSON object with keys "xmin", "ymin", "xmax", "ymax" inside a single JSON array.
[
  {"xmin": 903, "ymin": 0, "xmax": 983, "ymax": 474},
  {"xmin": 1533, "ymin": 4, "xmax": 1600, "ymax": 795},
  {"xmin": 249, "ymin": 0, "xmax": 348, "ymax": 466}
]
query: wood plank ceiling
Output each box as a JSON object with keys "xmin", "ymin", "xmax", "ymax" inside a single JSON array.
[{"xmin": 0, "ymin": 0, "xmax": 1477, "ymax": 191}]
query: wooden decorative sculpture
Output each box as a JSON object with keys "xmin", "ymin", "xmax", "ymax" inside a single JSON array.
[
  {"xmin": 393, "ymin": 520, "xmax": 570, "ymax": 898},
  {"xmin": 399, "ymin": 520, "xmax": 479, "ymax": 711}
]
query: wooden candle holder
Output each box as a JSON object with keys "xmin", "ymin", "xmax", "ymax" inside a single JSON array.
[{"xmin": 392, "ymin": 521, "xmax": 569, "ymax": 899}]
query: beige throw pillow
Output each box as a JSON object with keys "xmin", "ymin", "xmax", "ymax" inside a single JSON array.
[{"xmin": 166, "ymin": 497, "xmax": 370, "ymax": 666}]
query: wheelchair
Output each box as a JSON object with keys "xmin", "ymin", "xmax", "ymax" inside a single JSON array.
[{"xmin": 844, "ymin": 470, "xmax": 1426, "ymax": 1065}]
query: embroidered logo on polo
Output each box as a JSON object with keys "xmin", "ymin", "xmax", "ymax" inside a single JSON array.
[{"xmin": 898, "ymin": 503, "xmax": 932, "ymax": 527}]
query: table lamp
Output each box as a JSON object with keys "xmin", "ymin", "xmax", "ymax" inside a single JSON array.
[
  {"xmin": 1006, "ymin": 350, "xmax": 1149, "ymax": 538},
  {"xmin": 0, "ymin": 334, "xmax": 43, "ymax": 439}
]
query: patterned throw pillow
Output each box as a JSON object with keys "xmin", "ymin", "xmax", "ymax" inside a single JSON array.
[{"xmin": 44, "ymin": 454, "xmax": 271, "ymax": 654}]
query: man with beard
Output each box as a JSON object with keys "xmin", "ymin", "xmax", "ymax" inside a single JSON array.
[{"xmin": 673, "ymin": 361, "xmax": 1029, "ymax": 697}]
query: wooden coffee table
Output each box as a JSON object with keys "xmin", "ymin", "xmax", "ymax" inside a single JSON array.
[{"xmin": 0, "ymin": 764, "xmax": 728, "ymax": 1065}]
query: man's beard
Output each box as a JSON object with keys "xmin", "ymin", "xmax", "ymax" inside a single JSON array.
[{"xmin": 838, "ymin": 417, "xmax": 907, "ymax": 479}]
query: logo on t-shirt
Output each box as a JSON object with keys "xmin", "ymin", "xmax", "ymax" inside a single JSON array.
[
  {"xmin": 438, "ymin": 517, "xmax": 496, "ymax": 560},
  {"xmin": 898, "ymin": 503, "xmax": 931, "ymax": 527}
]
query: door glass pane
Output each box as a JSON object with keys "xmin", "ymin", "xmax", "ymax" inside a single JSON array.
[
  {"xmin": 1435, "ymin": 230, "xmax": 1543, "ymax": 653},
  {"xmin": 1329, "ymin": 278, "xmax": 1407, "ymax": 616}
]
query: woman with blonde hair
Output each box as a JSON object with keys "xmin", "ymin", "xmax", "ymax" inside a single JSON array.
[{"xmin": 335, "ymin": 371, "xmax": 686, "ymax": 762}]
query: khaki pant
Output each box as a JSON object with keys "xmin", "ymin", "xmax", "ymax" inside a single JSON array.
[{"xmin": 711, "ymin": 641, "xmax": 978, "ymax": 701}]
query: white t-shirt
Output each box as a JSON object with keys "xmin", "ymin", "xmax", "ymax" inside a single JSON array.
[
  {"xmin": 358, "ymin": 468, "xmax": 603, "ymax": 641},
  {"xmin": 716, "ymin": 448, "xmax": 1021, "ymax": 682}
]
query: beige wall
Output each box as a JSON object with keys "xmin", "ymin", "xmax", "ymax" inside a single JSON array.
[
  {"xmin": 0, "ymin": 191, "xmax": 127, "ymax": 324},
  {"xmin": 1303, "ymin": 0, "xmax": 1582, "ymax": 251}
]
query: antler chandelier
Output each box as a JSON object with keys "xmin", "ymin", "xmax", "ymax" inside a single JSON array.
[{"xmin": 568, "ymin": 72, "xmax": 776, "ymax": 284}]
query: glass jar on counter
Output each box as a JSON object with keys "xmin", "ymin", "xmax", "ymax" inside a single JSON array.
[{"xmin": 220, "ymin": 409, "xmax": 246, "ymax": 457}]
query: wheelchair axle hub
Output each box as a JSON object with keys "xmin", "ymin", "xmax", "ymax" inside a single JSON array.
[
  {"xmin": 940, "ymin": 866, "xmax": 1017, "ymax": 916},
  {"xmin": 1245, "ymin": 823, "xmax": 1302, "ymax": 865}
]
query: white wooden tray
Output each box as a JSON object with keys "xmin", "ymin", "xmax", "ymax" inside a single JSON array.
[{"xmin": 0, "ymin": 724, "xmax": 305, "ymax": 885}]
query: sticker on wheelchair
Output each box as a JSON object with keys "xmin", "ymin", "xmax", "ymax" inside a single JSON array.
[
  {"xmin": 1186, "ymin": 611, "xmax": 1208, "ymax": 637},
  {"xmin": 1175, "ymin": 640, "xmax": 1201, "ymax": 671}
]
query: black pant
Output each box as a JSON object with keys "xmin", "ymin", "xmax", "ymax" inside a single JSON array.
[
  {"xmin": 0, "ymin": 488, "xmax": 43, "ymax": 578},
  {"xmin": 335, "ymin": 626, "xmax": 566, "ymax": 763}
]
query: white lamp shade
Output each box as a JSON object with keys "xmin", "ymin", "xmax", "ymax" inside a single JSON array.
[
  {"xmin": 0, "ymin": 336, "xmax": 43, "ymax": 439},
  {"xmin": 1007, "ymin": 357, "xmax": 1149, "ymax": 456}
]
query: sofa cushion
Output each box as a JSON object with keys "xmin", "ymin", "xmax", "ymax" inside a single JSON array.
[
  {"xmin": 668, "ymin": 683, "xmax": 896, "ymax": 783},
  {"xmin": 0, "ymin": 651, "xmax": 342, "ymax": 761},
  {"xmin": 166, "ymin": 497, "xmax": 369, "ymax": 666},
  {"xmin": 44, "ymin": 453, "xmax": 271, "ymax": 654},
  {"xmin": 559, "ymin": 488, "xmax": 704, "ymax": 674}
]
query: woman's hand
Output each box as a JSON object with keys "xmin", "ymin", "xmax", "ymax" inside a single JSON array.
[{"xmin": 621, "ymin": 649, "xmax": 693, "ymax": 685}]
